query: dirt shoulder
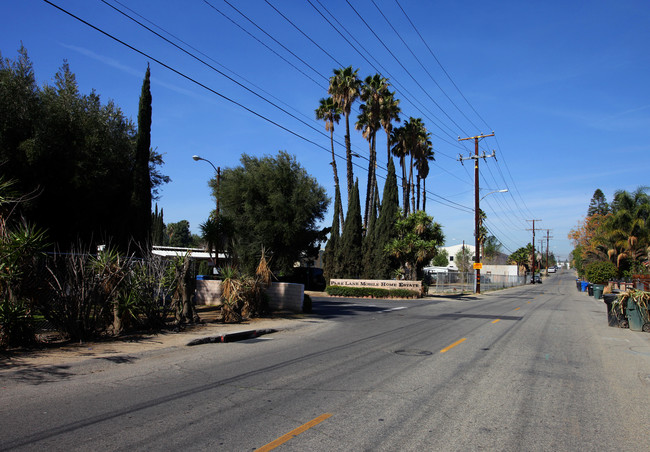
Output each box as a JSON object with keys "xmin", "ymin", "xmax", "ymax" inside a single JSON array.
[{"xmin": 0, "ymin": 307, "xmax": 305, "ymax": 372}]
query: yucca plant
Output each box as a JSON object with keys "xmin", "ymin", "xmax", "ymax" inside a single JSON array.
[
  {"xmin": 218, "ymin": 249, "xmax": 272, "ymax": 323},
  {"xmin": 0, "ymin": 177, "xmax": 48, "ymax": 347},
  {"xmin": 219, "ymin": 264, "xmax": 243, "ymax": 323},
  {"xmin": 255, "ymin": 247, "xmax": 273, "ymax": 288}
]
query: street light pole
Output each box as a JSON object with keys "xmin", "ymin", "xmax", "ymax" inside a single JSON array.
[
  {"xmin": 192, "ymin": 155, "xmax": 220, "ymax": 218},
  {"xmin": 480, "ymin": 189, "xmax": 508, "ymax": 201}
]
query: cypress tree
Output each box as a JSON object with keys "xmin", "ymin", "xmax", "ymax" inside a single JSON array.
[
  {"xmin": 323, "ymin": 184, "xmax": 342, "ymax": 282},
  {"xmin": 132, "ymin": 64, "xmax": 152, "ymax": 251},
  {"xmin": 151, "ymin": 203, "xmax": 165, "ymax": 245},
  {"xmin": 361, "ymin": 185, "xmax": 378, "ymax": 278},
  {"xmin": 337, "ymin": 179, "xmax": 363, "ymax": 278},
  {"xmin": 372, "ymin": 158, "xmax": 399, "ymax": 279}
]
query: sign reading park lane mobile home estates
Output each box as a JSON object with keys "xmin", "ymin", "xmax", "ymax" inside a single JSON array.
[{"xmin": 329, "ymin": 279, "xmax": 421, "ymax": 291}]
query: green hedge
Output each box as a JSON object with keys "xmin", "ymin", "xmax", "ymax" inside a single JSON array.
[
  {"xmin": 584, "ymin": 260, "xmax": 618, "ymax": 284},
  {"xmin": 326, "ymin": 285, "xmax": 420, "ymax": 299}
]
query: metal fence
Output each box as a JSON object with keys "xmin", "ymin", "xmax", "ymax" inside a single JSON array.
[{"xmin": 426, "ymin": 272, "xmax": 527, "ymax": 294}]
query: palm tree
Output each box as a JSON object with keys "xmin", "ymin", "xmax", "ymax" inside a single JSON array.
[
  {"xmin": 379, "ymin": 90, "xmax": 401, "ymax": 163},
  {"xmin": 356, "ymin": 74, "xmax": 386, "ymax": 230},
  {"xmin": 603, "ymin": 187, "xmax": 650, "ymax": 271},
  {"xmin": 316, "ymin": 97, "xmax": 344, "ymax": 226},
  {"xmin": 416, "ymin": 143, "xmax": 434, "ymax": 211},
  {"xmin": 393, "ymin": 118, "xmax": 431, "ymax": 215},
  {"xmin": 390, "ymin": 125, "xmax": 409, "ymax": 215},
  {"xmin": 329, "ymin": 66, "xmax": 361, "ymax": 205},
  {"xmin": 355, "ymin": 105, "xmax": 376, "ymax": 230}
]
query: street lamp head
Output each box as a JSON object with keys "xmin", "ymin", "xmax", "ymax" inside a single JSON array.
[{"xmin": 192, "ymin": 155, "xmax": 201, "ymax": 161}]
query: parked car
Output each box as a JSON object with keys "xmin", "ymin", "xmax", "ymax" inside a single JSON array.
[{"xmin": 531, "ymin": 274, "xmax": 542, "ymax": 284}]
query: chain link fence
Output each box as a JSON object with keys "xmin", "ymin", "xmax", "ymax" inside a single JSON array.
[{"xmin": 425, "ymin": 272, "xmax": 527, "ymax": 294}]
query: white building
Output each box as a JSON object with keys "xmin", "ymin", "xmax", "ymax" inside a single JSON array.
[
  {"xmin": 434, "ymin": 244, "xmax": 518, "ymax": 276},
  {"xmin": 438, "ymin": 244, "xmax": 475, "ymax": 270}
]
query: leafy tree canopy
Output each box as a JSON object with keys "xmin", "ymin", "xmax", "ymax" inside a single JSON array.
[
  {"xmin": 455, "ymin": 246, "xmax": 474, "ymax": 273},
  {"xmin": 431, "ymin": 248, "xmax": 449, "ymax": 267},
  {"xmin": 508, "ymin": 244, "xmax": 534, "ymax": 270},
  {"xmin": 165, "ymin": 220, "xmax": 198, "ymax": 248},
  {"xmin": 216, "ymin": 151, "xmax": 329, "ymax": 274},
  {"xmin": 483, "ymin": 235, "xmax": 502, "ymax": 262},
  {"xmin": 0, "ymin": 46, "xmax": 169, "ymax": 250},
  {"xmin": 385, "ymin": 210, "xmax": 444, "ymax": 280}
]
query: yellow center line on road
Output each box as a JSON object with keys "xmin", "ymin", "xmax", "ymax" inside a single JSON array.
[
  {"xmin": 440, "ymin": 338, "xmax": 467, "ymax": 353},
  {"xmin": 513, "ymin": 307, "xmax": 521, "ymax": 311},
  {"xmin": 491, "ymin": 319, "xmax": 501, "ymax": 324},
  {"xmin": 255, "ymin": 413, "xmax": 333, "ymax": 452}
]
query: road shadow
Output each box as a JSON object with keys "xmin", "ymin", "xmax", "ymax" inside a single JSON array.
[
  {"xmin": 1, "ymin": 363, "xmax": 74, "ymax": 385},
  {"xmin": 431, "ymin": 313, "xmax": 523, "ymax": 321},
  {"xmin": 310, "ymin": 299, "xmax": 394, "ymax": 319}
]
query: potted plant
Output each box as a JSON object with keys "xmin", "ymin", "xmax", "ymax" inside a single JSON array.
[
  {"xmin": 617, "ymin": 289, "xmax": 650, "ymax": 332},
  {"xmin": 583, "ymin": 261, "xmax": 618, "ymax": 299}
]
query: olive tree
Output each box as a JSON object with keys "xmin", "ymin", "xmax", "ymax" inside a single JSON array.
[{"xmin": 214, "ymin": 151, "xmax": 329, "ymax": 274}]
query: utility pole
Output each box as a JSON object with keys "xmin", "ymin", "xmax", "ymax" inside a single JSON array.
[
  {"xmin": 526, "ymin": 219, "xmax": 541, "ymax": 283},
  {"xmin": 458, "ymin": 132, "xmax": 495, "ymax": 294},
  {"xmin": 545, "ymin": 229, "xmax": 553, "ymax": 275}
]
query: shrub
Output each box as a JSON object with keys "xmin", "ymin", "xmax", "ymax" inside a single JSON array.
[
  {"xmin": 583, "ymin": 261, "xmax": 618, "ymax": 284},
  {"xmin": 326, "ymin": 285, "xmax": 419, "ymax": 298},
  {"xmin": 0, "ymin": 298, "xmax": 34, "ymax": 347}
]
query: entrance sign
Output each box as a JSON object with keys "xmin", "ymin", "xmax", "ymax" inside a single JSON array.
[{"xmin": 329, "ymin": 279, "xmax": 421, "ymax": 291}]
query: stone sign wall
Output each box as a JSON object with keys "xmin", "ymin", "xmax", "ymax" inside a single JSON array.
[
  {"xmin": 329, "ymin": 279, "xmax": 421, "ymax": 291},
  {"xmin": 194, "ymin": 280, "xmax": 304, "ymax": 313}
]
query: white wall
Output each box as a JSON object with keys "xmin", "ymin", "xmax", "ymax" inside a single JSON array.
[
  {"xmin": 194, "ymin": 280, "xmax": 304, "ymax": 313},
  {"xmin": 482, "ymin": 265, "xmax": 519, "ymax": 276}
]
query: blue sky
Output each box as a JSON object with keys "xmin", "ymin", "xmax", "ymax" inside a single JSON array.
[{"xmin": 2, "ymin": 0, "xmax": 649, "ymax": 261}]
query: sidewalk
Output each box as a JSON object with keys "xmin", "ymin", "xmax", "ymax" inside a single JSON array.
[{"xmin": 0, "ymin": 306, "xmax": 306, "ymax": 372}]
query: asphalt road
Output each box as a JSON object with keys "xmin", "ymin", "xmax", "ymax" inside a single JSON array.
[{"xmin": 1, "ymin": 271, "xmax": 649, "ymax": 451}]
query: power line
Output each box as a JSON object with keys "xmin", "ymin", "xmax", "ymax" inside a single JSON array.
[
  {"xmin": 370, "ymin": 0, "xmax": 482, "ymax": 133},
  {"xmin": 263, "ymin": 0, "xmax": 343, "ymax": 68},
  {"xmin": 43, "ymin": 0, "xmax": 474, "ymax": 216},
  {"xmin": 307, "ymin": 0, "xmax": 471, "ymax": 149},
  {"xmin": 344, "ymin": 0, "xmax": 470, "ymax": 137},
  {"xmin": 394, "ymin": 0, "xmax": 491, "ymax": 131},
  {"xmin": 202, "ymin": 0, "xmax": 327, "ymax": 89}
]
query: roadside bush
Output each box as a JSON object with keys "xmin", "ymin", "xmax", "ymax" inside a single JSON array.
[
  {"xmin": 41, "ymin": 248, "xmax": 122, "ymax": 341},
  {"xmin": 219, "ymin": 250, "xmax": 273, "ymax": 323},
  {"xmin": 0, "ymin": 298, "xmax": 34, "ymax": 347},
  {"xmin": 326, "ymin": 285, "xmax": 419, "ymax": 298},
  {"xmin": 0, "ymin": 177, "xmax": 49, "ymax": 347},
  {"xmin": 39, "ymin": 247, "xmax": 190, "ymax": 341},
  {"xmin": 583, "ymin": 260, "xmax": 618, "ymax": 284}
]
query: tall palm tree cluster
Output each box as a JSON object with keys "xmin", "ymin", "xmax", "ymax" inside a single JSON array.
[
  {"xmin": 316, "ymin": 66, "xmax": 435, "ymax": 232},
  {"xmin": 571, "ymin": 187, "xmax": 650, "ymax": 277},
  {"xmin": 317, "ymin": 66, "xmax": 443, "ymax": 282}
]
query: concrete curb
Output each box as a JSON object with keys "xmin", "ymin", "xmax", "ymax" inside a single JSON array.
[{"xmin": 186, "ymin": 328, "xmax": 278, "ymax": 346}]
